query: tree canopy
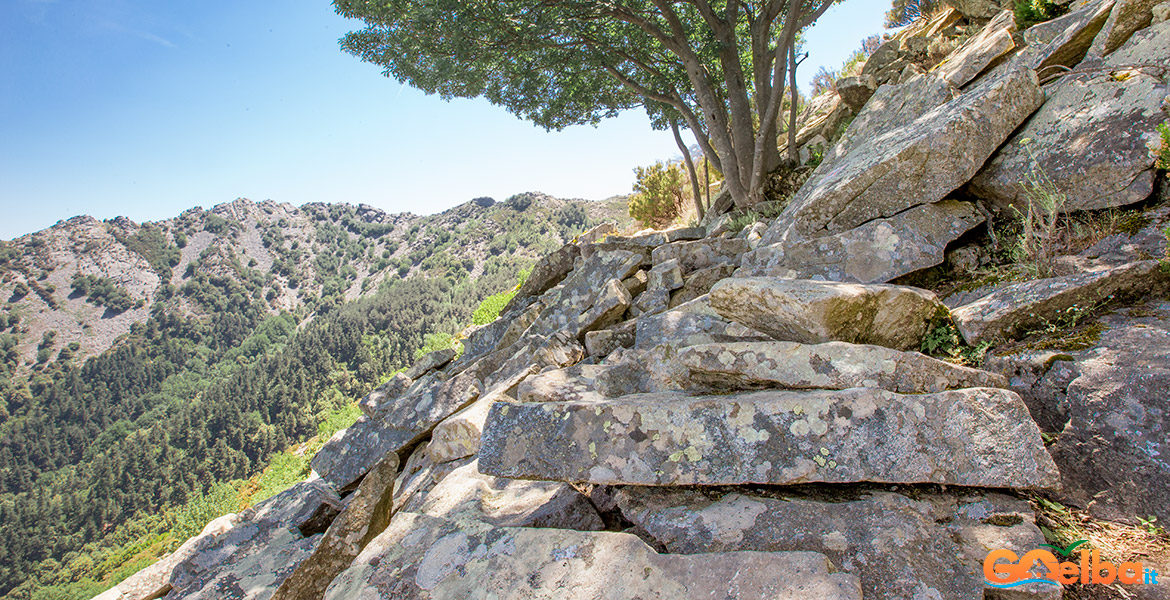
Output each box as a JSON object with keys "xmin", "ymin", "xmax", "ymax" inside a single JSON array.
[{"xmin": 335, "ymin": 0, "xmax": 837, "ymax": 208}]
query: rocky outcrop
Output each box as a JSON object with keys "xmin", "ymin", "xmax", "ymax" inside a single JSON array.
[
  {"xmin": 478, "ymin": 388, "xmax": 1059, "ymax": 488},
  {"xmin": 709, "ymin": 277, "xmax": 946, "ymax": 350},
  {"xmin": 323, "ymin": 512, "xmax": 863, "ymax": 599},
  {"xmin": 970, "ymin": 20, "xmax": 1170, "ymax": 213}
]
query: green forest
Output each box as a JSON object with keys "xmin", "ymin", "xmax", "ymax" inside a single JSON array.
[{"xmin": 0, "ymin": 196, "xmax": 605, "ymax": 599}]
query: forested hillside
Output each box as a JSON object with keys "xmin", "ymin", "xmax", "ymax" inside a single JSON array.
[{"xmin": 0, "ymin": 193, "xmax": 630, "ymax": 598}]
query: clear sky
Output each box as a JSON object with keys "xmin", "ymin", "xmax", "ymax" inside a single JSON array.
[{"xmin": 0, "ymin": 0, "xmax": 887, "ymax": 240}]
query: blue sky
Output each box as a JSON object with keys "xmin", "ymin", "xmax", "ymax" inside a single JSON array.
[{"xmin": 0, "ymin": 0, "xmax": 887, "ymax": 240}]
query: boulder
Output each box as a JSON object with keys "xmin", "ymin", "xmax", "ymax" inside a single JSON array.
[
  {"xmin": 478, "ymin": 388, "xmax": 1060, "ymax": 489},
  {"xmin": 426, "ymin": 394, "xmax": 499, "ymax": 464},
  {"xmin": 572, "ymin": 278, "xmax": 631, "ymax": 340},
  {"xmin": 615, "ymin": 488, "xmax": 1059, "ymax": 600},
  {"xmin": 650, "ymin": 238, "xmax": 749, "ymax": 274},
  {"xmin": 527, "ymin": 250, "xmax": 643, "ymax": 338},
  {"xmin": 165, "ymin": 480, "xmax": 343, "ymax": 600},
  {"xmin": 453, "ymin": 300, "xmax": 542, "ymax": 371},
  {"xmin": 834, "ymin": 75, "xmax": 878, "ymax": 111},
  {"xmin": 647, "ymin": 258, "xmax": 684, "ymax": 291},
  {"xmin": 739, "ymin": 200, "xmax": 984, "ymax": 284},
  {"xmin": 632, "ymin": 288, "xmax": 670, "ymax": 316},
  {"xmin": 970, "ymin": 20, "xmax": 1170, "ymax": 214},
  {"xmin": 951, "ymin": 260, "xmax": 1170, "ymax": 344},
  {"xmin": 1086, "ymin": 0, "xmax": 1161, "ymax": 56},
  {"xmin": 709, "ymin": 277, "xmax": 947, "ymax": 351},
  {"xmin": 503, "ymin": 242, "xmax": 579, "ymax": 312},
  {"xmin": 403, "ymin": 348, "xmax": 455, "ymax": 381},
  {"xmin": 764, "ymin": 68, "xmax": 1042, "ymax": 244},
  {"xmin": 669, "ymin": 263, "xmax": 737, "ymax": 307},
  {"xmin": 415, "ymin": 460, "xmax": 603, "ymax": 530},
  {"xmin": 633, "ymin": 295, "xmax": 774, "ymax": 350},
  {"xmin": 620, "ymin": 269, "xmax": 647, "ymax": 297},
  {"xmin": 358, "ymin": 373, "xmax": 412, "ymax": 419},
  {"xmin": 576, "ymin": 222, "xmax": 616, "ymax": 245},
  {"xmin": 1048, "ymin": 302, "xmax": 1170, "ymax": 523},
  {"xmin": 933, "ymin": 10, "xmax": 1018, "ymax": 87},
  {"xmin": 676, "ymin": 340, "xmax": 1007, "ymax": 393},
  {"xmin": 271, "ymin": 453, "xmax": 399, "ymax": 600},
  {"xmin": 323, "ymin": 512, "xmax": 862, "ymax": 600},
  {"xmin": 663, "ymin": 226, "xmax": 707, "ymax": 241},
  {"xmin": 517, "ymin": 364, "xmax": 611, "ymax": 403},
  {"xmin": 583, "ymin": 320, "xmax": 635, "ymax": 358},
  {"xmin": 949, "ymin": 0, "xmax": 1014, "ymax": 19},
  {"xmin": 311, "ymin": 371, "xmax": 482, "ymax": 490},
  {"xmin": 1019, "ymin": 0, "xmax": 1116, "ymax": 73}
]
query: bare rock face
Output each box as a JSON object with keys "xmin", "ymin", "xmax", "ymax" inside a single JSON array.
[
  {"xmin": 951, "ymin": 260, "xmax": 1170, "ymax": 344},
  {"xmin": 616, "ymin": 487, "xmax": 1060, "ymax": 600},
  {"xmin": 502, "ymin": 242, "xmax": 579, "ymax": 312},
  {"xmin": 709, "ymin": 277, "xmax": 947, "ymax": 351},
  {"xmin": 403, "ymin": 348, "xmax": 456, "ymax": 380},
  {"xmin": 1018, "ymin": 0, "xmax": 1116, "ymax": 72},
  {"xmin": 1086, "ymin": 0, "xmax": 1162, "ymax": 56},
  {"xmin": 1047, "ymin": 302, "xmax": 1170, "ymax": 523},
  {"xmin": 834, "ymin": 75, "xmax": 878, "ymax": 111},
  {"xmin": 163, "ymin": 480, "xmax": 343, "ymax": 600},
  {"xmin": 634, "ymin": 294, "xmax": 774, "ymax": 350},
  {"xmin": 675, "ymin": 340, "xmax": 1007, "ymax": 393},
  {"xmin": 933, "ymin": 10, "xmax": 1018, "ymax": 87},
  {"xmin": 970, "ymin": 20, "xmax": 1170, "ymax": 214},
  {"xmin": 323, "ymin": 512, "xmax": 863, "ymax": 600},
  {"xmin": 650, "ymin": 238, "xmax": 749, "ymax": 274},
  {"xmin": 357, "ymin": 373, "xmax": 412, "ymax": 419},
  {"xmin": 764, "ymin": 68, "xmax": 1042, "ymax": 244},
  {"xmin": 478, "ymin": 388, "xmax": 1060, "ymax": 489},
  {"xmin": 271, "ymin": 452, "xmax": 398, "ymax": 600},
  {"xmin": 739, "ymin": 200, "xmax": 984, "ymax": 283},
  {"xmin": 527, "ymin": 249, "xmax": 643, "ymax": 338}
]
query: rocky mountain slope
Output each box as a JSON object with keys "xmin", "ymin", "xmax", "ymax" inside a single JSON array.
[
  {"xmin": 51, "ymin": 2, "xmax": 1170, "ymax": 600},
  {"xmin": 0, "ymin": 194, "xmax": 628, "ymax": 373}
]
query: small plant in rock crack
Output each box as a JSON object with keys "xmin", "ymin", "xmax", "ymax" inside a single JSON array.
[
  {"xmin": 1161, "ymin": 226, "xmax": 1170, "ymax": 274},
  {"xmin": 1156, "ymin": 121, "xmax": 1170, "ymax": 171},
  {"xmin": 1138, "ymin": 515, "xmax": 1166, "ymax": 536},
  {"xmin": 920, "ymin": 312, "xmax": 991, "ymax": 366},
  {"xmin": 1012, "ymin": 139, "xmax": 1068, "ymax": 280}
]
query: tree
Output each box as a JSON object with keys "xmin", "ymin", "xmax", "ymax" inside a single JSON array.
[
  {"xmin": 628, "ymin": 161, "xmax": 687, "ymax": 228},
  {"xmin": 885, "ymin": 0, "xmax": 938, "ymax": 28},
  {"xmin": 334, "ymin": 0, "xmax": 837, "ymax": 209}
]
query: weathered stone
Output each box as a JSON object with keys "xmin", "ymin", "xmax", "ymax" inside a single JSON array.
[
  {"xmin": 949, "ymin": 0, "xmax": 1014, "ymax": 19},
  {"xmin": 393, "ymin": 443, "xmax": 472, "ymax": 514},
  {"xmin": 1087, "ymin": 0, "xmax": 1161, "ymax": 56},
  {"xmin": 709, "ymin": 277, "xmax": 947, "ymax": 351},
  {"xmin": 517, "ymin": 364, "xmax": 611, "ymax": 403},
  {"xmin": 951, "ymin": 260, "xmax": 1170, "ymax": 344},
  {"xmin": 528, "ymin": 250, "xmax": 643, "ymax": 338},
  {"xmin": 862, "ymin": 38, "xmax": 905, "ymax": 79},
  {"xmin": 647, "ymin": 258, "xmax": 683, "ymax": 291},
  {"xmin": 677, "ymin": 340, "xmax": 1007, "ymax": 393},
  {"xmin": 357, "ymin": 373, "xmax": 411, "ymax": 420},
  {"xmin": 740, "ymin": 200, "xmax": 984, "ymax": 284},
  {"xmin": 453, "ymin": 300, "xmax": 542, "ymax": 372},
  {"xmin": 478, "ymin": 388, "xmax": 1059, "ymax": 488},
  {"xmin": 576, "ymin": 222, "xmax": 616, "ymax": 245},
  {"xmin": 481, "ymin": 331, "xmax": 584, "ymax": 397},
  {"xmin": 312, "ymin": 371, "xmax": 482, "ymax": 490},
  {"xmin": 663, "ymin": 226, "xmax": 707, "ymax": 242},
  {"xmin": 634, "ymin": 295, "xmax": 774, "ymax": 350},
  {"xmin": 1155, "ymin": 0, "xmax": 1170, "ymax": 22},
  {"xmin": 403, "ymin": 348, "xmax": 455, "ymax": 381},
  {"xmin": 615, "ymin": 487, "xmax": 1059, "ymax": 600},
  {"xmin": 971, "ymin": 21, "xmax": 1170, "ymax": 213},
  {"xmin": 1047, "ymin": 302, "xmax": 1170, "ymax": 523},
  {"xmin": 323, "ymin": 512, "xmax": 862, "ymax": 600},
  {"xmin": 620, "ymin": 269, "xmax": 647, "ymax": 297},
  {"xmin": 271, "ymin": 453, "xmax": 398, "ymax": 600},
  {"xmin": 583, "ymin": 319, "xmax": 635, "ymax": 358},
  {"xmin": 985, "ymin": 350, "xmax": 1082, "ymax": 433},
  {"xmin": 166, "ymin": 480, "xmax": 343, "ymax": 600},
  {"xmin": 573, "ymin": 278, "xmax": 631, "ymax": 340},
  {"xmin": 765, "ymin": 68, "xmax": 1042, "ymax": 244},
  {"xmin": 504, "ymin": 242, "xmax": 579, "ymax": 312},
  {"xmin": 934, "ymin": 10, "xmax": 1018, "ymax": 87},
  {"xmin": 415, "ymin": 460, "xmax": 603, "ymax": 530},
  {"xmin": 1020, "ymin": 0, "xmax": 1116, "ymax": 72},
  {"xmin": 669, "ymin": 263, "xmax": 737, "ymax": 307},
  {"xmin": 835, "ymin": 75, "xmax": 878, "ymax": 111},
  {"xmin": 632, "ymin": 288, "xmax": 670, "ymax": 316},
  {"xmin": 94, "ymin": 515, "xmax": 243, "ymax": 600},
  {"xmin": 650, "ymin": 238, "xmax": 749, "ymax": 274},
  {"xmin": 426, "ymin": 394, "xmax": 499, "ymax": 464}
]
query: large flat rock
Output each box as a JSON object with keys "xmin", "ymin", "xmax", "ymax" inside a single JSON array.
[
  {"xmin": 739, "ymin": 200, "xmax": 984, "ymax": 283},
  {"xmin": 676, "ymin": 340, "xmax": 1007, "ymax": 393},
  {"xmin": 528, "ymin": 249, "xmax": 643, "ymax": 338},
  {"xmin": 952, "ymin": 260, "xmax": 1169, "ymax": 344},
  {"xmin": 616, "ymin": 487, "xmax": 1060, "ymax": 600},
  {"xmin": 709, "ymin": 277, "xmax": 946, "ymax": 351},
  {"xmin": 970, "ymin": 20, "xmax": 1170, "ymax": 213},
  {"xmin": 323, "ymin": 512, "xmax": 863, "ymax": 600},
  {"xmin": 763, "ymin": 67, "xmax": 1042, "ymax": 244},
  {"xmin": 478, "ymin": 388, "xmax": 1059, "ymax": 489},
  {"xmin": 934, "ymin": 10, "xmax": 1018, "ymax": 87}
]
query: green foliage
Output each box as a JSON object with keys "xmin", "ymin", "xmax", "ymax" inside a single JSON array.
[
  {"xmin": 628, "ymin": 161, "xmax": 687, "ymax": 228},
  {"xmin": 885, "ymin": 0, "xmax": 938, "ymax": 28},
  {"xmin": 203, "ymin": 213, "xmax": 233, "ymax": 235},
  {"xmin": 249, "ymin": 452, "xmax": 310, "ymax": 505},
  {"xmin": 920, "ymin": 312, "xmax": 991, "ymax": 366},
  {"xmin": 114, "ymin": 224, "xmax": 181, "ymax": 280},
  {"xmin": 1011, "ymin": 141, "xmax": 1067, "ymax": 280},
  {"xmin": 70, "ymin": 275, "xmax": 136, "ymax": 313},
  {"xmin": 168, "ymin": 482, "xmax": 241, "ymax": 544},
  {"xmin": 414, "ymin": 331, "xmax": 462, "ymax": 360},
  {"xmin": 1161, "ymin": 227, "xmax": 1170, "ymax": 274},
  {"xmin": 1014, "ymin": 0, "xmax": 1067, "ymax": 30},
  {"xmin": 471, "ymin": 268, "xmax": 531, "ymax": 325},
  {"xmin": 315, "ymin": 402, "xmax": 362, "ymax": 441},
  {"xmin": 1156, "ymin": 122, "xmax": 1170, "ymax": 171}
]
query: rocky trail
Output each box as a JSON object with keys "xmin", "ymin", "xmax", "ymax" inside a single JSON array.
[{"xmin": 97, "ymin": 2, "xmax": 1170, "ymax": 599}]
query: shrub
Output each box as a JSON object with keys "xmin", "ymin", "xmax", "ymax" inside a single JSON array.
[
  {"xmin": 1011, "ymin": 140, "xmax": 1067, "ymax": 279},
  {"xmin": 1156, "ymin": 121, "xmax": 1170, "ymax": 171},
  {"xmin": 1015, "ymin": 0, "xmax": 1066, "ymax": 30},
  {"xmin": 628, "ymin": 161, "xmax": 687, "ymax": 228}
]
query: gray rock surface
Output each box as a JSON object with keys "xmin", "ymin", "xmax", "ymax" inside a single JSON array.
[
  {"xmin": 403, "ymin": 348, "xmax": 456, "ymax": 380},
  {"xmin": 478, "ymin": 388, "xmax": 1059, "ymax": 488},
  {"xmin": 615, "ymin": 487, "xmax": 1059, "ymax": 600},
  {"xmin": 323, "ymin": 512, "xmax": 863, "ymax": 600},
  {"xmin": 970, "ymin": 20, "xmax": 1170, "ymax": 213},
  {"xmin": 528, "ymin": 250, "xmax": 643, "ymax": 338},
  {"xmin": 835, "ymin": 75, "xmax": 878, "ymax": 111},
  {"xmin": 951, "ymin": 260, "xmax": 1170, "ymax": 344},
  {"xmin": 934, "ymin": 10, "xmax": 1017, "ymax": 87},
  {"xmin": 764, "ymin": 68, "xmax": 1042, "ymax": 244},
  {"xmin": 740, "ymin": 200, "xmax": 984, "ymax": 283},
  {"xmin": 650, "ymin": 238, "xmax": 749, "ymax": 274},
  {"xmin": 503, "ymin": 242, "xmax": 579, "ymax": 312},
  {"xmin": 634, "ymin": 295, "xmax": 774, "ymax": 350},
  {"xmin": 709, "ymin": 277, "xmax": 947, "ymax": 351},
  {"xmin": 676, "ymin": 340, "xmax": 1007, "ymax": 393},
  {"xmin": 358, "ymin": 373, "xmax": 412, "ymax": 419}
]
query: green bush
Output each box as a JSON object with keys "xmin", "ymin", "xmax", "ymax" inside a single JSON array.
[
  {"xmin": 1156, "ymin": 122, "xmax": 1170, "ymax": 171},
  {"xmin": 471, "ymin": 268, "xmax": 531, "ymax": 325},
  {"xmin": 628, "ymin": 161, "xmax": 687, "ymax": 228},
  {"xmin": 1014, "ymin": 0, "xmax": 1066, "ymax": 29}
]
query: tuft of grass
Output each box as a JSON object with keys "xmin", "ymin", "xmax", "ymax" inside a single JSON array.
[
  {"xmin": 1156, "ymin": 121, "xmax": 1170, "ymax": 171},
  {"xmin": 1012, "ymin": 140, "xmax": 1068, "ymax": 279}
]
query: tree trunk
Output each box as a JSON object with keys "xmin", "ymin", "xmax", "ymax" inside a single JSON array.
[
  {"xmin": 671, "ymin": 120, "xmax": 705, "ymax": 220},
  {"xmin": 786, "ymin": 47, "xmax": 802, "ymax": 166}
]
